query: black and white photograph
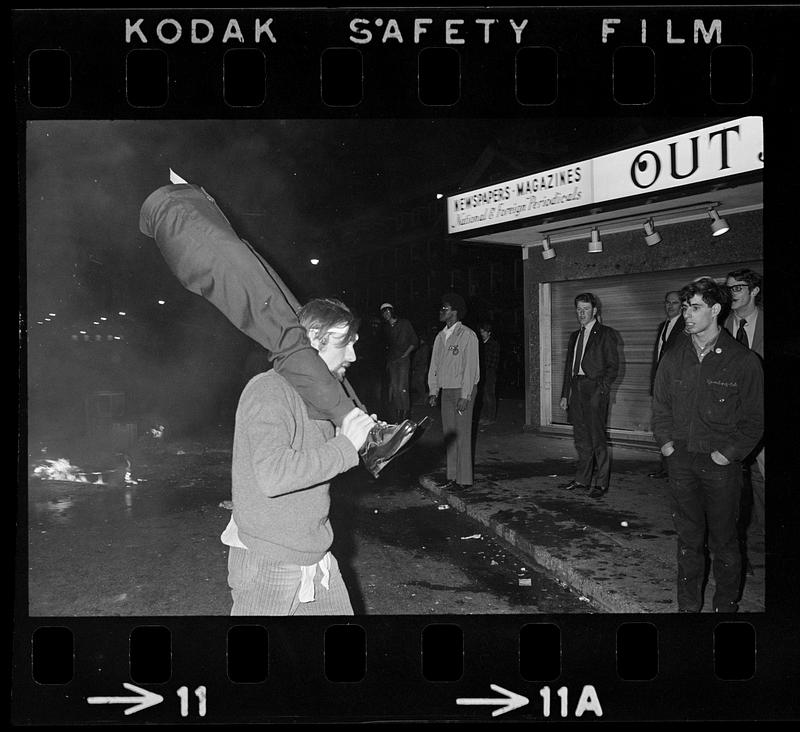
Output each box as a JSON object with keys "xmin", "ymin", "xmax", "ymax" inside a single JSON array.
[
  {"xmin": 25, "ymin": 115, "xmax": 764, "ymax": 617},
  {"xmin": 17, "ymin": 5, "xmax": 800, "ymax": 725}
]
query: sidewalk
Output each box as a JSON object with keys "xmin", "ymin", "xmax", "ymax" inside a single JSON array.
[{"xmin": 415, "ymin": 398, "xmax": 765, "ymax": 614}]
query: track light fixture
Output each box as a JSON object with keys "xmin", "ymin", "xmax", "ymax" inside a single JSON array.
[
  {"xmin": 643, "ymin": 218, "xmax": 662, "ymax": 246},
  {"xmin": 541, "ymin": 236, "xmax": 556, "ymax": 260},
  {"xmin": 708, "ymin": 207, "xmax": 730, "ymax": 236},
  {"xmin": 588, "ymin": 227, "xmax": 603, "ymax": 253}
]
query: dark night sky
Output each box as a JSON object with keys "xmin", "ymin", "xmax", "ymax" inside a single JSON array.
[
  {"xmin": 26, "ymin": 116, "xmax": 705, "ymax": 324},
  {"xmin": 23, "ymin": 116, "xmax": 707, "ymax": 434}
]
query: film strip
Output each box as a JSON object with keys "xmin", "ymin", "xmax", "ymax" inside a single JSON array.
[{"xmin": 13, "ymin": 6, "xmax": 798, "ymax": 725}]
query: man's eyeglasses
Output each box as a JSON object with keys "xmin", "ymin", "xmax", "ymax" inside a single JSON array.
[
  {"xmin": 440, "ymin": 306, "xmax": 451, "ymax": 311},
  {"xmin": 729, "ymin": 284, "xmax": 749, "ymax": 293}
]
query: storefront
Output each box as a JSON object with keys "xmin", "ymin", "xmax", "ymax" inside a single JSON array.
[{"xmin": 447, "ymin": 117, "xmax": 763, "ymax": 444}]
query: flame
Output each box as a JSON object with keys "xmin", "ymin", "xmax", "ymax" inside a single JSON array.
[
  {"xmin": 33, "ymin": 458, "xmax": 93, "ymax": 483},
  {"xmin": 32, "ymin": 457, "xmax": 140, "ymax": 486}
]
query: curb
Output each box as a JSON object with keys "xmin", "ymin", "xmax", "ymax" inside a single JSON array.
[{"xmin": 418, "ymin": 474, "xmax": 648, "ymax": 613}]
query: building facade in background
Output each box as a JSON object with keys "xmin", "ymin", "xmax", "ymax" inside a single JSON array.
[{"xmin": 447, "ymin": 117, "xmax": 763, "ymax": 443}]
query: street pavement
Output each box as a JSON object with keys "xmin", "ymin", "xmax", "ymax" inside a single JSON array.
[{"xmin": 413, "ymin": 397, "xmax": 766, "ymax": 614}]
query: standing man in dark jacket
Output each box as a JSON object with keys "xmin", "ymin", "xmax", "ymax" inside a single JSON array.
[
  {"xmin": 380, "ymin": 303, "xmax": 418, "ymax": 423},
  {"xmin": 648, "ymin": 290, "xmax": 685, "ymax": 479},
  {"xmin": 653, "ymin": 278, "xmax": 763, "ymax": 613},
  {"xmin": 559, "ymin": 293, "xmax": 620, "ymax": 498},
  {"xmin": 478, "ymin": 322, "xmax": 500, "ymax": 423}
]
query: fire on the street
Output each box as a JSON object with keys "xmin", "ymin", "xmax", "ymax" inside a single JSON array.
[{"xmin": 32, "ymin": 457, "xmax": 140, "ymax": 485}]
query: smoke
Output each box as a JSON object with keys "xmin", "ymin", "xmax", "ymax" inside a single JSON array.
[
  {"xmin": 26, "ymin": 116, "xmax": 691, "ymax": 443},
  {"xmin": 21, "ymin": 118, "xmax": 506, "ymax": 440},
  {"xmin": 24, "ymin": 120, "xmax": 309, "ymax": 440}
]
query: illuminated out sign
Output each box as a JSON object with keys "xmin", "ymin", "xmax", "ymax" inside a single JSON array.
[{"xmin": 447, "ymin": 116, "xmax": 762, "ymax": 235}]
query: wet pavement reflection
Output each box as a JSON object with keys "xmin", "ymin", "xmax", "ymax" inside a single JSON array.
[{"xmin": 27, "ymin": 435, "xmax": 590, "ymax": 616}]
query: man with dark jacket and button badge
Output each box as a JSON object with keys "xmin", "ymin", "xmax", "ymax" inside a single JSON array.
[
  {"xmin": 558, "ymin": 292, "xmax": 620, "ymax": 499},
  {"xmin": 653, "ymin": 277, "xmax": 763, "ymax": 613}
]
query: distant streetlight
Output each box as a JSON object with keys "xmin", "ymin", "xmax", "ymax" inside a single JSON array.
[
  {"xmin": 100, "ymin": 316, "xmax": 107, "ymax": 321},
  {"xmin": 436, "ymin": 193, "xmax": 444, "ymax": 199},
  {"xmin": 48, "ymin": 312, "xmax": 56, "ymax": 317},
  {"xmin": 118, "ymin": 311, "xmax": 126, "ymax": 316},
  {"xmin": 310, "ymin": 258, "xmax": 320, "ymax": 266},
  {"xmin": 157, "ymin": 299, "xmax": 166, "ymax": 305}
]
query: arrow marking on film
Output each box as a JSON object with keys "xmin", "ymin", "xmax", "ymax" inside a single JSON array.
[
  {"xmin": 87, "ymin": 682, "xmax": 164, "ymax": 715},
  {"xmin": 457, "ymin": 684, "xmax": 529, "ymax": 717}
]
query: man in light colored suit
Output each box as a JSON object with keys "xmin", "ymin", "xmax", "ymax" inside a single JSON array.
[{"xmin": 725, "ymin": 268, "xmax": 764, "ymax": 554}]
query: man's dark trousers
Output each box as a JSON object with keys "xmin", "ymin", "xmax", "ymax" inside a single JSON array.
[
  {"xmin": 139, "ymin": 183, "xmax": 354, "ymax": 424},
  {"xmin": 568, "ymin": 375, "xmax": 610, "ymax": 488},
  {"xmin": 387, "ymin": 357, "xmax": 411, "ymax": 419},
  {"xmin": 668, "ymin": 444, "xmax": 742, "ymax": 612}
]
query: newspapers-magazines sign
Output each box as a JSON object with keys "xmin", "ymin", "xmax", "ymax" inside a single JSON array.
[
  {"xmin": 447, "ymin": 116, "xmax": 763, "ymax": 235},
  {"xmin": 447, "ymin": 163, "xmax": 592, "ymax": 234}
]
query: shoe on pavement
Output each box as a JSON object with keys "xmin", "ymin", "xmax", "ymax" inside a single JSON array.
[
  {"xmin": 559, "ymin": 480, "xmax": 587, "ymax": 491},
  {"xmin": 648, "ymin": 469, "xmax": 668, "ymax": 479},
  {"xmin": 589, "ymin": 486, "xmax": 609, "ymax": 498}
]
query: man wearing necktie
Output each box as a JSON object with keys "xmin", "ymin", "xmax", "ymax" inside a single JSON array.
[
  {"xmin": 725, "ymin": 269, "xmax": 763, "ymax": 358},
  {"xmin": 724, "ymin": 268, "xmax": 764, "ymax": 557},
  {"xmin": 648, "ymin": 291, "xmax": 685, "ymax": 479},
  {"xmin": 559, "ymin": 293, "xmax": 620, "ymax": 498}
]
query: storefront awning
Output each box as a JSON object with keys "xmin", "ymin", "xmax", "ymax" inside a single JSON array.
[{"xmin": 447, "ymin": 116, "xmax": 763, "ymax": 248}]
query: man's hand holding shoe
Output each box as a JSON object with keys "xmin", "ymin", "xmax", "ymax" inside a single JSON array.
[{"xmin": 340, "ymin": 408, "xmax": 378, "ymax": 452}]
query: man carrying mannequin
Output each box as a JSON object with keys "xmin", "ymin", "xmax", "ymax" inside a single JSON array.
[{"xmin": 222, "ymin": 298, "xmax": 375, "ymax": 615}]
